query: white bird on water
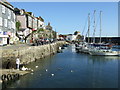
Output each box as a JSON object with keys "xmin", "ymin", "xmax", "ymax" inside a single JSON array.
[
  {"xmin": 31, "ymin": 69, "xmax": 34, "ymax": 72},
  {"xmin": 51, "ymin": 74, "xmax": 54, "ymax": 76},
  {"xmin": 45, "ymin": 69, "xmax": 48, "ymax": 72},
  {"xmin": 71, "ymin": 70, "xmax": 73, "ymax": 72},
  {"xmin": 31, "ymin": 73, "xmax": 33, "ymax": 75},
  {"xmin": 35, "ymin": 66, "xmax": 38, "ymax": 68}
]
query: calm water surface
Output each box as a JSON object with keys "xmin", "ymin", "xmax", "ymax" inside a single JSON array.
[{"xmin": 5, "ymin": 44, "xmax": 119, "ymax": 88}]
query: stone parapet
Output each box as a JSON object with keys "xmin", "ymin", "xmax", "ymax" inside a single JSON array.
[{"xmin": 1, "ymin": 41, "xmax": 67, "ymax": 69}]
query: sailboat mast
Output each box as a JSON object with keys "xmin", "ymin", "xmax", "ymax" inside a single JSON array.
[
  {"xmin": 88, "ymin": 13, "xmax": 90, "ymax": 43},
  {"xmin": 100, "ymin": 11, "xmax": 102, "ymax": 43},
  {"xmin": 93, "ymin": 10, "xmax": 96, "ymax": 43}
]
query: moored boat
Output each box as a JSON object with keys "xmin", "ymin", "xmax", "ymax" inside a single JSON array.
[
  {"xmin": 89, "ymin": 49, "xmax": 119, "ymax": 56},
  {"xmin": 89, "ymin": 44, "xmax": 119, "ymax": 56}
]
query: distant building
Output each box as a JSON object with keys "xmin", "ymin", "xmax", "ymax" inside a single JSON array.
[
  {"xmin": 15, "ymin": 8, "xmax": 32, "ymax": 43},
  {"xmin": 58, "ymin": 34, "xmax": 67, "ymax": 40},
  {"xmin": 15, "ymin": 8, "xmax": 45, "ymax": 43},
  {"xmin": 66, "ymin": 31, "xmax": 81, "ymax": 41},
  {"xmin": 66, "ymin": 34, "xmax": 77, "ymax": 41},
  {"xmin": 37, "ymin": 16, "xmax": 45, "ymax": 29},
  {"xmin": 0, "ymin": 0, "xmax": 16, "ymax": 45},
  {"xmin": 45, "ymin": 22, "xmax": 52, "ymax": 30},
  {"xmin": 86, "ymin": 37, "xmax": 120, "ymax": 45},
  {"xmin": 45, "ymin": 22, "xmax": 54, "ymax": 39}
]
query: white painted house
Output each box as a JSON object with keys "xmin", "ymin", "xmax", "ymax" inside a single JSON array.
[
  {"xmin": 0, "ymin": 0, "xmax": 16, "ymax": 45},
  {"xmin": 66, "ymin": 34, "xmax": 77, "ymax": 41}
]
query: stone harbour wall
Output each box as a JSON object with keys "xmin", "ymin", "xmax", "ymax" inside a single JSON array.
[{"xmin": 1, "ymin": 41, "xmax": 67, "ymax": 69}]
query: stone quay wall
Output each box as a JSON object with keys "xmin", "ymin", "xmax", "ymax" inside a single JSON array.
[{"xmin": 1, "ymin": 41, "xmax": 67, "ymax": 69}]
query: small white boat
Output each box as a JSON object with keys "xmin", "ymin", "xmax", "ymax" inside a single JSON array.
[
  {"xmin": 75, "ymin": 42, "xmax": 90, "ymax": 54},
  {"xmin": 81, "ymin": 45, "xmax": 89, "ymax": 54},
  {"xmin": 89, "ymin": 48, "xmax": 119, "ymax": 56}
]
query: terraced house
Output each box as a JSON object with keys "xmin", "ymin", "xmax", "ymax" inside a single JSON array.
[
  {"xmin": 15, "ymin": 8, "xmax": 45, "ymax": 44},
  {"xmin": 0, "ymin": 0, "xmax": 16, "ymax": 46}
]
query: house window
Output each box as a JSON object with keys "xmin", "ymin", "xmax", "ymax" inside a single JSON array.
[
  {"xmin": 0, "ymin": 17, "xmax": 3, "ymax": 26},
  {"xmin": 2, "ymin": 5, "xmax": 5, "ymax": 14},
  {"xmin": 11, "ymin": 21, "xmax": 15, "ymax": 29},
  {"xmin": 8, "ymin": 9, "xmax": 11, "ymax": 19},
  {"xmin": 28, "ymin": 16, "xmax": 32, "ymax": 28},
  {"xmin": 4, "ymin": 19, "xmax": 7, "ymax": 27},
  {"xmin": 13, "ymin": 22, "xmax": 15, "ymax": 29},
  {"xmin": 13, "ymin": 13, "xmax": 15, "ymax": 22},
  {"xmin": 8, "ymin": 21, "xmax": 11, "ymax": 29}
]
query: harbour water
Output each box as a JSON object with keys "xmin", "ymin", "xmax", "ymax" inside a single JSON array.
[{"xmin": 3, "ymin": 44, "xmax": 119, "ymax": 88}]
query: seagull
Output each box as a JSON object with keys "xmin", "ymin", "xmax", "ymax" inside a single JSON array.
[
  {"xmin": 45, "ymin": 69, "xmax": 48, "ymax": 72},
  {"xmin": 70, "ymin": 70, "xmax": 73, "ymax": 72},
  {"xmin": 51, "ymin": 74, "xmax": 54, "ymax": 76},
  {"xmin": 31, "ymin": 73, "xmax": 33, "ymax": 75},
  {"xmin": 35, "ymin": 66, "xmax": 38, "ymax": 68},
  {"xmin": 31, "ymin": 69, "xmax": 34, "ymax": 72}
]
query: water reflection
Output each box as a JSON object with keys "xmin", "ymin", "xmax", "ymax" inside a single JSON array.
[
  {"xmin": 3, "ymin": 44, "xmax": 118, "ymax": 88},
  {"xmin": 88, "ymin": 55, "xmax": 119, "ymax": 64}
]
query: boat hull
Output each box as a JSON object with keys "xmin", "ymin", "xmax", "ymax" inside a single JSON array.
[{"xmin": 89, "ymin": 51, "xmax": 119, "ymax": 56}]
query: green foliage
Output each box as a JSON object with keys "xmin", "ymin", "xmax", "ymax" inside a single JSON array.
[
  {"xmin": 16, "ymin": 21, "xmax": 21, "ymax": 31},
  {"xmin": 32, "ymin": 30, "xmax": 37, "ymax": 34},
  {"xmin": 37, "ymin": 28, "xmax": 44, "ymax": 33},
  {"xmin": 52, "ymin": 31, "xmax": 57, "ymax": 38},
  {"xmin": 74, "ymin": 31, "xmax": 80, "ymax": 35}
]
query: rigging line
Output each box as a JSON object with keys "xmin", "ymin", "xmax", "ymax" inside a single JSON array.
[
  {"xmin": 90, "ymin": 12, "xmax": 94, "ymax": 25},
  {"xmin": 91, "ymin": 11, "xmax": 96, "ymax": 37},
  {"xmin": 82, "ymin": 12, "xmax": 94, "ymax": 36},
  {"xmin": 95, "ymin": 13, "xmax": 100, "ymax": 30},
  {"xmin": 85, "ymin": 12, "xmax": 94, "ymax": 37},
  {"xmin": 85, "ymin": 30, "xmax": 89, "ymax": 37},
  {"xmin": 83, "ymin": 11, "xmax": 94, "ymax": 41},
  {"xmin": 92, "ymin": 10, "xmax": 97, "ymax": 38},
  {"xmin": 91, "ymin": 11, "xmax": 100, "ymax": 38},
  {"xmin": 82, "ymin": 16, "xmax": 88, "ymax": 36}
]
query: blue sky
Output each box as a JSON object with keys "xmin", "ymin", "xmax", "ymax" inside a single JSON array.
[{"xmin": 11, "ymin": 2, "xmax": 118, "ymax": 37}]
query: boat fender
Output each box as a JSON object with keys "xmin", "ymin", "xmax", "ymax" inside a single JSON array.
[
  {"xmin": 7, "ymin": 74, "xmax": 12, "ymax": 81},
  {"xmin": 1, "ymin": 74, "xmax": 7, "ymax": 81}
]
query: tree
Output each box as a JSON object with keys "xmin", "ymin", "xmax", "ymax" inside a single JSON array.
[
  {"xmin": 37, "ymin": 28, "xmax": 44, "ymax": 33},
  {"xmin": 15, "ymin": 21, "xmax": 21, "ymax": 40},
  {"xmin": 16, "ymin": 21, "xmax": 21, "ymax": 31},
  {"xmin": 74, "ymin": 31, "xmax": 80, "ymax": 35}
]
